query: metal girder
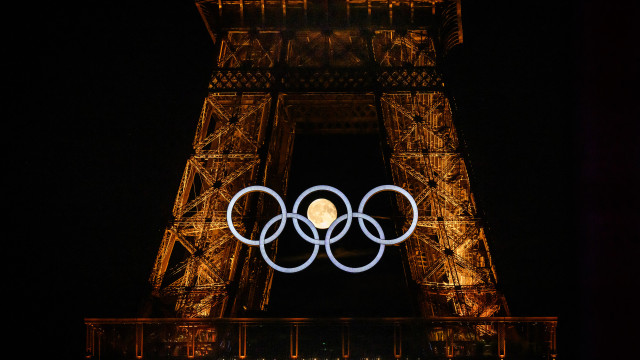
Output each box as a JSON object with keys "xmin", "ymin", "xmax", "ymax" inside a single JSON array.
[
  {"xmin": 148, "ymin": 0, "xmax": 505, "ymax": 319},
  {"xmin": 207, "ymin": 29, "xmax": 445, "ymax": 93},
  {"xmin": 196, "ymin": 0, "xmax": 462, "ymax": 50},
  {"xmin": 380, "ymin": 91, "xmax": 506, "ymax": 317},
  {"xmin": 209, "ymin": 66, "xmax": 444, "ymax": 93},
  {"xmin": 148, "ymin": 92, "xmax": 293, "ymax": 317}
]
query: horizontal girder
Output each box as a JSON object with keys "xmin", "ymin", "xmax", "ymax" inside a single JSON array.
[
  {"xmin": 210, "ymin": 66, "xmax": 444, "ymax": 93},
  {"xmin": 196, "ymin": 0, "xmax": 462, "ymax": 52}
]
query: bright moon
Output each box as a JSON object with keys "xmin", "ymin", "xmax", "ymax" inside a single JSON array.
[{"xmin": 306, "ymin": 198, "xmax": 338, "ymax": 229}]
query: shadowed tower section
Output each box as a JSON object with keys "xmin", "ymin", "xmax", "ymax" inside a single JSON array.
[{"xmin": 147, "ymin": 0, "xmax": 508, "ymax": 319}]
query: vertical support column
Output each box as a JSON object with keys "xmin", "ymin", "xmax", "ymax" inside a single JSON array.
[
  {"xmin": 393, "ymin": 323, "xmax": 402, "ymax": 359},
  {"xmin": 187, "ymin": 327, "xmax": 196, "ymax": 359},
  {"xmin": 373, "ymin": 93, "xmax": 392, "ymax": 178},
  {"xmin": 497, "ymin": 322, "xmax": 506, "ymax": 359},
  {"xmin": 303, "ymin": 0, "xmax": 308, "ymax": 24},
  {"xmin": 135, "ymin": 323, "xmax": 143, "ymax": 359},
  {"xmin": 455, "ymin": 0, "xmax": 464, "ymax": 44},
  {"xmin": 290, "ymin": 324, "xmax": 299, "ymax": 359},
  {"xmin": 410, "ymin": 0, "xmax": 414, "ymax": 23},
  {"xmin": 85, "ymin": 325, "xmax": 94, "ymax": 358},
  {"xmin": 341, "ymin": 324, "xmax": 350, "ymax": 359},
  {"xmin": 226, "ymin": 92, "xmax": 279, "ymax": 317},
  {"xmin": 282, "ymin": 0, "xmax": 287, "ymax": 25},
  {"xmin": 239, "ymin": 323, "xmax": 248, "ymax": 359},
  {"xmin": 549, "ymin": 323, "xmax": 557, "ymax": 360},
  {"xmin": 445, "ymin": 327, "xmax": 453, "ymax": 359}
]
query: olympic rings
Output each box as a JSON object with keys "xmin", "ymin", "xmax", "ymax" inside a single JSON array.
[
  {"xmin": 226, "ymin": 185, "xmax": 418, "ymax": 273},
  {"xmin": 227, "ymin": 186, "xmax": 288, "ymax": 246},
  {"xmin": 260, "ymin": 213, "xmax": 320, "ymax": 273},
  {"xmin": 358, "ymin": 185, "xmax": 419, "ymax": 245},
  {"xmin": 325, "ymin": 213, "xmax": 386, "ymax": 273}
]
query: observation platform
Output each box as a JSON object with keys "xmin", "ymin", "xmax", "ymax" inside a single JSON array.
[{"xmin": 85, "ymin": 316, "xmax": 557, "ymax": 359}]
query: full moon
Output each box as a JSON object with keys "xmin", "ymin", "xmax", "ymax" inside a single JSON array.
[{"xmin": 306, "ymin": 198, "xmax": 338, "ymax": 229}]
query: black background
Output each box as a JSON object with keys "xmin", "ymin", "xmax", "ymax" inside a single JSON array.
[{"xmin": 10, "ymin": 1, "xmax": 639, "ymax": 359}]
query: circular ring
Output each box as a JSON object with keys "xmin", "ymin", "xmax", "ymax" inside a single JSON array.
[
  {"xmin": 291, "ymin": 185, "xmax": 352, "ymax": 245},
  {"xmin": 259, "ymin": 213, "xmax": 320, "ymax": 273},
  {"xmin": 357, "ymin": 185, "xmax": 418, "ymax": 245},
  {"xmin": 324, "ymin": 213, "xmax": 386, "ymax": 273},
  {"xmin": 226, "ymin": 186, "xmax": 288, "ymax": 246}
]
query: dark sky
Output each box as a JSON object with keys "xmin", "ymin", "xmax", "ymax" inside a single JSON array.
[{"xmin": 13, "ymin": 1, "xmax": 639, "ymax": 359}]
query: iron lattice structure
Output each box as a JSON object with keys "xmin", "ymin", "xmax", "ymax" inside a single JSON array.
[{"xmin": 149, "ymin": 0, "xmax": 509, "ymax": 318}]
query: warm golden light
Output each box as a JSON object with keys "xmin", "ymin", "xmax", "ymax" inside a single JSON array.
[{"xmin": 306, "ymin": 198, "xmax": 338, "ymax": 229}]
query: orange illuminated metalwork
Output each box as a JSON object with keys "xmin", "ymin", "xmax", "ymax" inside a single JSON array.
[
  {"xmin": 147, "ymin": 0, "xmax": 508, "ymax": 320},
  {"xmin": 341, "ymin": 324, "xmax": 350, "ymax": 358},
  {"xmin": 83, "ymin": 2, "xmax": 561, "ymax": 359},
  {"xmin": 290, "ymin": 324, "xmax": 299, "ymax": 359},
  {"xmin": 238, "ymin": 323, "xmax": 247, "ymax": 359},
  {"xmin": 84, "ymin": 317, "xmax": 558, "ymax": 359},
  {"xmin": 135, "ymin": 323, "xmax": 143, "ymax": 359}
]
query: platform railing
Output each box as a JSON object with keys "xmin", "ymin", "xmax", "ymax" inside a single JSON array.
[{"xmin": 85, "ymin": 317, "xmax": 557, "ymax": 359}]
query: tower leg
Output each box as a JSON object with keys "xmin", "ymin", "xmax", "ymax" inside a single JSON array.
[
  {"xmin": 379, "ymin": 90, "xmax": 505, "ymax": 317},
  {"xmin": 149, "ymin": 91, "xmax": 292, "ymax": 317}
]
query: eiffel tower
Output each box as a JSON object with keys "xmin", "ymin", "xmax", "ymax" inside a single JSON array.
[
  {"xmin": 84, "ymin": 2, "xmax": 563, "ymax": 359},
  {"xmin": 146, "ymin": 0, "xmax": 509, "ymax": 320}
]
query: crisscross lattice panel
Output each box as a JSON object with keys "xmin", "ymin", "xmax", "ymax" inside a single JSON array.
[
  {"xmin": 380, "ymin": 92, "xmax": 505, "ymax": 317},
  {"xmin": 148, "ymin": 0, "xmax": 505, "ymax": 318},
  {"xmin": 149, "ymin": 93, "xmax": 294, "ymax": 317}
]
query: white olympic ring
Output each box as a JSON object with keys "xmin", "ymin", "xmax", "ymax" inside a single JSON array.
[
  {"xmin": 227, "ymin": 186, "xmax": 288, "ymax": 246},
  {"xmin": 325, "ymin": 213, "xmax": 386, "ymax": 273},
  {"xmin": 226, "ymin": 185, "xmax": 418, "ymax": 273},
  {"xmin": 260, "ymin": 213, "xmax": 320, "ymax": 273}
]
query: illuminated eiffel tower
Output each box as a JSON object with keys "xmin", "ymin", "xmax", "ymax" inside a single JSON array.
[
  {"xmin": 84, "ymin": 2, "xmax": 563, "ymax": 359},
  {"xmin": 146, "ymin": 0, "xmax": 509, "ymax": 319}
]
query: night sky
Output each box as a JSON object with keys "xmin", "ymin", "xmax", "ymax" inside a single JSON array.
[{"xmin": 13, "ymin": 1, "xmax": 639, "ymax": 359}]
